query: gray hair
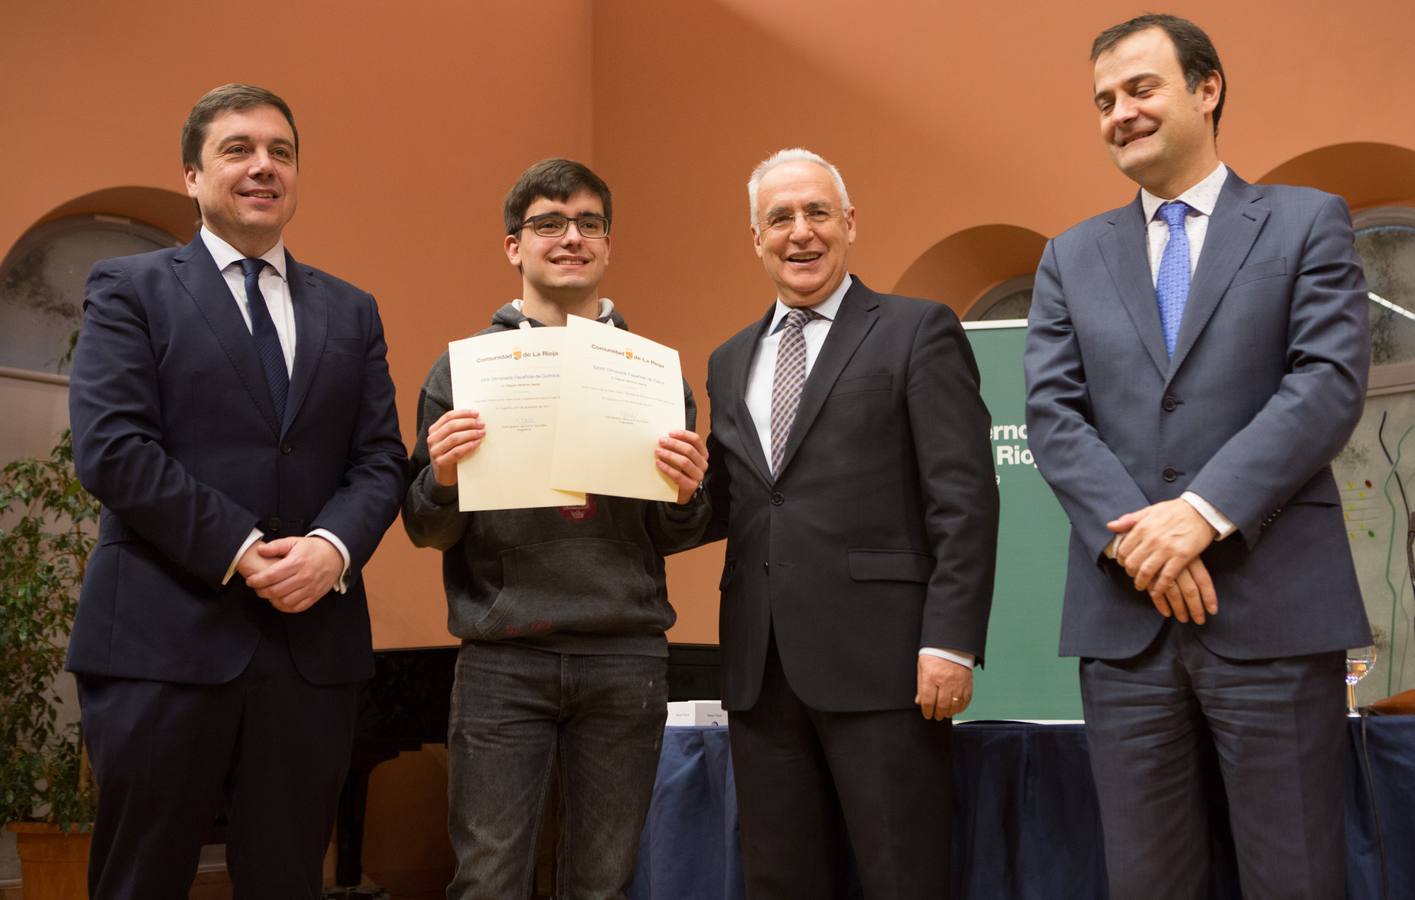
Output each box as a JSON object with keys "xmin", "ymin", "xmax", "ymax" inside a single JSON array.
[{"xmin": 747, "ymin": 148, "xmax": 851, "ymax": 225}]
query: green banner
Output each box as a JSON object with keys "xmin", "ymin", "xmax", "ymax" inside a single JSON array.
[{"xmin": 963, "ymin": 321, "xmax": 1081, "ymax": 721}]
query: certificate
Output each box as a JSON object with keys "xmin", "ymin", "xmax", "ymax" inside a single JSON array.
[
  {"xmin": 448, "ymin": 328, "xmax": 585, "ymax": 511},
  {"xmin": 551, "ymin": 315, "xmax": 684, "ymax": 502}
]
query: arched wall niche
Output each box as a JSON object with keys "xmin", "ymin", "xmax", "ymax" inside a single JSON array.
[
  {"xmin": 893, "ymin": 224, "xmax": 1047, "ymax": 318},
  {"xmin": 1259, "ymin": 142, "xmax": 1415, "ymax": 211},
  {"xmin": 25, "ymin": 186, "xmax": 197, "ymax": 249}
]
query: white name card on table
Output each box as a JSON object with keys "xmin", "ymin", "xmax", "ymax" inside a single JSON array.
[{"xmin": 666, "ymin": 700, "xmax": 726, "ymax": 727}]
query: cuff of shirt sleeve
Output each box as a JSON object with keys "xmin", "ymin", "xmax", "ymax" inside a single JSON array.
[
  {"xmin": 308, "ymin": 529, "xmax": 352, "ymax": 593},
  {"xmin": 1180, "ymin": 491, "xmax": 1235, "ymax": 540},
  {"xmin": 919, "ymin": 647, "xmax": 975, "ymax": 668},
  {"xmin": 224, "ymin": 528, "xmax": 265, "ymax": 585}
]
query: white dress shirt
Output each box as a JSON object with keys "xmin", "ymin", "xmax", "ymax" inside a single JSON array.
[
  {"xmin": 201, "ymin": 228, "xmax": 353, "ymax": 589},
  {"xmin": 744, "ymin": 274, "xmax": 974, "ymax": 670},
  {"xmin": 1133, "ymin": 162, "xmax": 1237, "ymax": 541}
]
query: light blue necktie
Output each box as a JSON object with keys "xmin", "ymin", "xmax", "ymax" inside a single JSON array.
[
  {"xmin": 239, "ymin": 258, "xmax": 290, "ymax": 424},
  {"xmin": 1155, "ymin": 200, "xmax": 1192, "ymax": 358}
]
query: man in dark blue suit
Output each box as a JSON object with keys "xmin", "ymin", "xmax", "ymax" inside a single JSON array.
[
  {"xmin": 66, "ymin": 84, "xmax": 406, "ymax": 899},
  {"xmin": 1025, "ymin": 15, "xmax": 1371, "ymax": 899}
]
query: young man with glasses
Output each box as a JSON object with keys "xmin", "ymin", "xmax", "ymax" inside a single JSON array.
[{"xmin": 403, "ymin": 158, "xmax": 710, "ymax": 899}]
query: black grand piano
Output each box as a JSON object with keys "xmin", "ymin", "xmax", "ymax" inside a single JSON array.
[{"xmin": 331, "ymin": 643, "xmax": 722, "ymax": 894}]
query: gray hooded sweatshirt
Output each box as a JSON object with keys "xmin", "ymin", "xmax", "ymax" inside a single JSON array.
[{"xmin": 402, "ymin": 302, "xmax": 710, "ymax": 657}]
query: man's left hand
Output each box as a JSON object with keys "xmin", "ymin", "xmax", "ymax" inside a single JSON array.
[
  {"xmin": 915, "ymin": 655, "xmax": 973, "ymax": 721},
  {"xmin": 655, "ymin": 429, "xmax": 709, "ymax": 504},
  {"xmin": 243, "ymin": 536, "xmax": 345, "ymax": 614},
  {"xmin": 1108, "ymin": 498, "xmax": 1217, "ymax": 599}
]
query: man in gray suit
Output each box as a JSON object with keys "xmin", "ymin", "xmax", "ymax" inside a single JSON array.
[{"xmin": 1025, "ymin": 14, "xmax": 1371, "ymax": 899}]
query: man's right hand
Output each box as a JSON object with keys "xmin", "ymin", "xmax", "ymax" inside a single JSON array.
[
  {"xmin": 1148, "ymin": 558, "xmax": 1218, "ymax": 625},
  {"xmin": 236, "ymin": 540, "xmax": 277, "ymax": 580},
  {"xmin": 428, "ymin": 409, "xmax": 485, "ymax": 486}
]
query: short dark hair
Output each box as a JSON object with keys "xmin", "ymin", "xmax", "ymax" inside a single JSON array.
[
  {"xmin": 181, "ymin": 83, "xmax": 298, "ymax": 170},
  {"xmin": 503, "ymin": 159, "xmax": 612, "ymax": 236},
  {"xmin": 1091, "ymin": 14, "xmax": 1226, "ymax": 136}
]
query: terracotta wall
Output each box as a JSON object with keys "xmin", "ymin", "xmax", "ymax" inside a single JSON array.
[
  {"xmin": 7, "ymin": 0, "xmax": 1415, "ymax": 650},
  {"xmin": 2, "ymin": 0, "xmax": 598, "ymax": 653},
  {"xmin": 7, "ymin": 0, "xmax": 1415, "ymax": 883},
  {"xmin": 591, "ymin": 0, "xmax": 1415, "ymax": 640}
]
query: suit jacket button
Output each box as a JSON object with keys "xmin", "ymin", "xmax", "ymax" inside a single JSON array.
[
  {"xmin": 770, "ymin": 491, "xmax": 785, "ymax": 506},
  {"xmin": 266, "ymin": 516, "xmax": 283, "ymax": 533},
  {"xmin": 281, "ymin": 444, "xmax": 293, "ymax": 455},
  {"xmin": 1162, "ymin": 396, "xmax": 1178, "ymax": 412},
  {"xmin": 1162, "ymin": 467, "xmax": 1179, "ymax": 483}
]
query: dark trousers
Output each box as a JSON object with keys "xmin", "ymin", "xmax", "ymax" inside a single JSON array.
[
  {"xmin": 77, "ymin": 613, "xmax": 357, "ymax": 900},
  {"xmin": 729, "ymin": 636, "xmax": 954, "ymax": 900},
  {"xmin": 1080, "ymin": 621, "xmax": 1347, "ymax": 900},
  {"xmin": 445, "ymin": 642, "xmax": 669, "ymax": 900}
]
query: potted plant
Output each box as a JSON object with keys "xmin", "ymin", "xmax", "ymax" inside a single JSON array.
[{"xmin": 0, "ymin": 426, "xmax": 99, "ymax": 898}]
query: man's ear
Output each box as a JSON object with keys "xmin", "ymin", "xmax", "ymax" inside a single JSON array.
[{"xmin": 1198, "ymin": 71, "xmax": 1222, "ymax": 116}]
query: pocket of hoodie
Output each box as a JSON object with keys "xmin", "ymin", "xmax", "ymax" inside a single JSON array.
[{"xmin": 475, "ymin": 538, "xmax": 661, "ymax": 639}]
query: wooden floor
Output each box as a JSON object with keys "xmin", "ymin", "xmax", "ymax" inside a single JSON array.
[{"xmin": 0, "ymin": 871, "xmax": 452, "ymax": 900}]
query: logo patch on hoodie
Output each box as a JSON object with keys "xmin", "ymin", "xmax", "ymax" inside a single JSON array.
[{"xmin": 558, "ymin": 495, "xmax": 598, "ymax": 522}]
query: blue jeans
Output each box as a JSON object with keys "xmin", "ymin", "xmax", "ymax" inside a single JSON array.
[{"xmin": 446, "ymin": 641, "xmax": 668, "ymax": 900}]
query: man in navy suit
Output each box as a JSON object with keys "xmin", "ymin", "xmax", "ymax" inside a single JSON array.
[
  {"xmin": 1025, "ymin": 15, "xmax": 1371, "ymax": 898},
  {"xmin": 66, "ymin": 84, "xmax": 406, "ymax": 899}
]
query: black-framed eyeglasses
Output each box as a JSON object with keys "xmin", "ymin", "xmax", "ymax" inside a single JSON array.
[
  {"xmin": 515, "ymin": 213, "xmax": 611, "ymax": 239},
  {"xmin": 758, "ymin": 207, "xmax": 843, "ymax": 233}
]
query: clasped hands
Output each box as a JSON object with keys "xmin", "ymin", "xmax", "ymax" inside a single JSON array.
[
  {"xmin": 427, "ymin": 408, "xmax": 709, "ymax": 505},
  {"xmin": 236, "ymin": 535, "xmax": 344, "ymax": 614},
  {"xmin": 1108, "ymin": 498, "xmax": 1220, "ymax": 625}
]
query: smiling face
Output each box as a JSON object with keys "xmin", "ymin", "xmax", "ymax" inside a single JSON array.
[
  {"xmin": 505, "ymin": 189, "xmax": 611, "ymax": 305},
  {"xmin": 183, "ymin": 104, "xmax": 298, "ymax": 257},
  {"xmin": 751, "ymin": 160, "xmax": 856, "ymax": 307},
  {"xmin": 1093, "ymin": 27, "xmax": 1220, "ymax": 198}
]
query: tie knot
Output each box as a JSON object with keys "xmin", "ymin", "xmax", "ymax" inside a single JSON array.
[
  {"xmin": 782, "ymin": 308, "xmax": 819, "ymax": 332},
  {"xmin": 1158, "ymin": 201, "xmax": 1191, "ymax": 228},
  {"xmin": 239, "ymin": 257, "xmax": 266, "ymax": 279}
]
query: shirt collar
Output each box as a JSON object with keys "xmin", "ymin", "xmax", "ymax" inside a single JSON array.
[
  {"xmin": 200, "ymin": 226, "xmax": 288, "ymax": 281},
  {"xmin": 768, "ymin": 273, "xmax": 852, "ymax": 334},
  {"xmin": 1141, "ymin": 162, "xmax": 1229, "ymax": 222}
]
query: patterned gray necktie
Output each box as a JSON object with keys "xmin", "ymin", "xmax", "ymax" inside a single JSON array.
[{"xmin": 770, "ymin": 308, "xmax": 820, "ymax": 474}]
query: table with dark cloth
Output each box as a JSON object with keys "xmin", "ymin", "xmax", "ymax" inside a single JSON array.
[{"xmin": 628, "ymin": 717, "xmax": 1415, "ymax": 899}]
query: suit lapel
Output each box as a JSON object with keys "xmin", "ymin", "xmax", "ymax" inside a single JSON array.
[
  {"xmin": 775, "ymin": 277, "xmax": 879, "ymax": 479},
  {"xmin": 171, "ymin": 238, "xmax": 282, "ymax": 435},
  {"xmin": 1166, "ymin": 175, "xmax": 1267, "ymax": 381},
  {"xmin": 283, "ymin": 253, "xmax": 327, "ymax": 435},
  {"xmin": 728, "ymin": 307, "xmax": 775, "ymax": 487},
  {"xmin": 1098, "ymin": 196, "xmax": 1170, "ymax": 376}
]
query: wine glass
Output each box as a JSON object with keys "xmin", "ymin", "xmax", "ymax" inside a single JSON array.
[{"xmin": 1345, "ymin": 644, "xmax": 1377, "ymax": 716}]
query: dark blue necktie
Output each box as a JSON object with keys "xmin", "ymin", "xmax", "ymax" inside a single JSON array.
[
  {"xmin": 239, "ymin": 257, "xmax": 289, "ymax": 423},
  {"xmin": 1155, "ymin": 200, "xmax": 1192, "ymax": 358}
]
